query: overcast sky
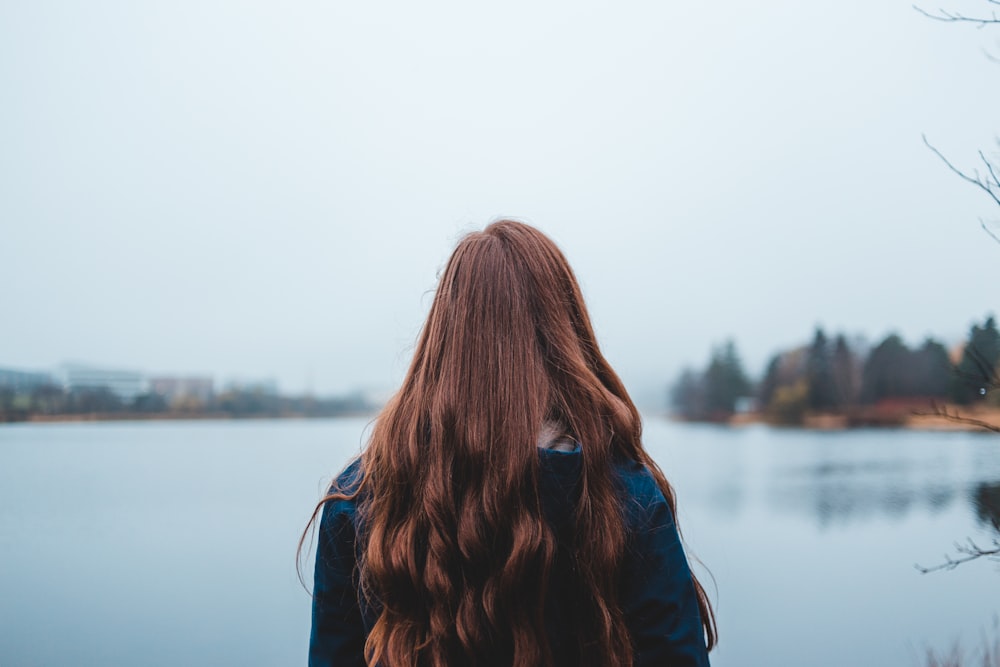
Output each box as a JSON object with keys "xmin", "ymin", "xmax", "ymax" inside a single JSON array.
[{"xmin": 2, "ymin": 0, "xmax": 999, "ymax": 406}]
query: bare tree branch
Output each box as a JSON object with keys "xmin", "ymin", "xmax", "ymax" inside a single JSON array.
[
  {"xmin": 982, "ymin": 149, "xmax": 1000, "ymax": 189},
  {"xmin": 912, "ymin": 401, "xmax": 1000, "ymax": 432},
  {"xmin": 964, "ymin": 343, "xmax": 1000, "ymax": 388},
  {"xmin": 914, "ymin": 0, "xmax": 1000, "ymax": 580},
  {"xmin": 914, "ymin": 4, "xmax": 1000, "ymax": 26},
  {"xmin": 916, "ymin": 535, "xmax": 1000, "ymax": 573},
  {"xmin": 923, "ymin": 135, "xmax": 1000, "ymax": 208},
  {"xmin": 982, "ymin": 218, "xmax": 1000, "ymax": 243}
]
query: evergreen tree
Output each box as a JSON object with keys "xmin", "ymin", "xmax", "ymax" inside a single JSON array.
[
  {"xmin": 703, "ymin": 340, "xmax": 751, "ymax": 416},
  {"xmin": 861, "ymin": 334, "xmax": 911, "ymax": 403},
  {"xmin": 952, "ymin": 316, "xmax": 1000, "ymax": 404},
  {"xmin": 806, "ymin": 327, "xmax": 837, "ymax": 411},
  {"xmin": 830, "ymin": 334, "xmax": 861, "ymax": 408},
  {"xmin": 670, "ymin": 368, "xmax": 705, "ymax": 419},
  {"xmin": 860, "ymin": 334, "xmax": 953, "ymax": 402},
  {"xmin": 757, "ymin": 354, "xmax": 783, "ymax": 410},
  {"xmin": 910, "ymin": 339, "xmax": 952, "ymax": 399}
]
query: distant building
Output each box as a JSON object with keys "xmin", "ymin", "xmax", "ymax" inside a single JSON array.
[
  {"xmin": 0, "ymin": 367, "xmax": 55, "ymax": 392},
  {"xmin": 224, "ymin": 378, "xmax": 279, "ymax": 395},
  {"xmin": 58, "ymin": 363, "xmax": 147, "ymax": 401},
  {"xmin": 148, "ymin": 376, "xmax": 214, "ymax": 404}
]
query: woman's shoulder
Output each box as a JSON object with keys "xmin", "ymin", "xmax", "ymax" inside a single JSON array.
[
  {"xmin": 612, "ymin": 458, "xmax": 673, "ymax": 526},
  {"xmin": 332, "ymin": 456, "xmax": 364, "ymax": 494},
  {"xmin": 613, "ymin": 458, "xmax": 663, "ymax": 498},
  {"xmin": 320, "ymin": 457, "xmax": 365, "ymax": 519}
]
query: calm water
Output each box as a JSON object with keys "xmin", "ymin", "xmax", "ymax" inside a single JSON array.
[{"xmin": 1, "ymin": 419, "xmax": 998, "ymax": 666}]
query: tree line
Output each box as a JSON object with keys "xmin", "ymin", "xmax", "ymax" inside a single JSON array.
[
  {"xmin": 0, "ymin": 385, "xmax": 375, "ymax": 422},
  {"xmin": 671, "ymin": 316, "xmax": 1000, "ymax": 425}
]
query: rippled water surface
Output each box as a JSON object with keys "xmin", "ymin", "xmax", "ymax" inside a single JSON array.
[{"xmin": 1, "ymin": 419, "xmax": 998, "ymax": 666}]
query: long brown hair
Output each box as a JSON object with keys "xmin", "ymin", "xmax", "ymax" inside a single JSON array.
[{"xmin": 302, "ymin": 220, "xmax": 716, "ymax": 666}]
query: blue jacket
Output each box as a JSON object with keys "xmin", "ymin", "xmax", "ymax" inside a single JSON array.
[{"xmin": 309, "ymin": 448, "xmax": 710, "ymax": 666}]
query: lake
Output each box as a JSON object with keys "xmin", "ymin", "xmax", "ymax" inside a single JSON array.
[{"xmin": 1, "ymin": 419, "xmax": 998, "ymax": 666}]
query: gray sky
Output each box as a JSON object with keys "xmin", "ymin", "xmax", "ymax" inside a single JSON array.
[{"xmin": 3, "ymin": 0, "xmax": 999, "ymax": 405}]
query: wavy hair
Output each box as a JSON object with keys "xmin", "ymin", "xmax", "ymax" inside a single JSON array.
[{"xmin": 302, "ymin": 220, "xmax": 716, "ymax": 666}]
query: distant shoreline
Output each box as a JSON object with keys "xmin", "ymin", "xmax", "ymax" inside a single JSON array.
[
  {"xmin": 6, "ymin": 407, "xmax": 998, "ymax": 431},
  {"xmin": 0, "ymin": 410, "xmax": 378, "ymax": 425},
  {"xmin": 674, "ymin": 404, "xmax": 1000, "ymax": 433}
]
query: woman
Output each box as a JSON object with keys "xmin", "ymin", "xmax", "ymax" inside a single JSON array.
[{"xmin": 303, "ymin": 220, "xmax": 715, "ymax": 666}]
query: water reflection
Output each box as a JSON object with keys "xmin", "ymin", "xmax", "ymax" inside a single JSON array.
[
  {"xmin": 763, "ymin": 444, "xmax": 1000, "ymax": 528},
  {"xmin": 972, "ymin": 481, "xmax": 1000, "ymax": 533},
  {"xmin": 770, "ymin": 476, "xmax": 959, "ymax": 527}
]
